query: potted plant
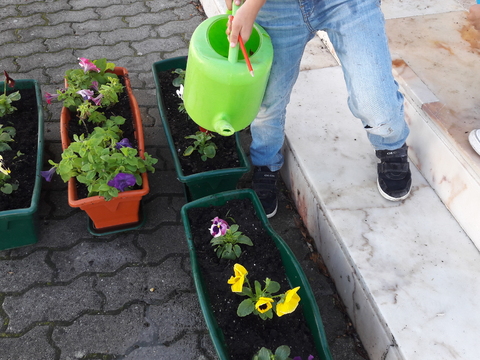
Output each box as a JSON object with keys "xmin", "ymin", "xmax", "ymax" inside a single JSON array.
[
  {"xmin": 180, "ymin": 189, "xmax": 333, "ymax": 360},
  {"xmin": 152, "ymin": 56, "xmax": 251, "ymax": 201},
  {"xmin": 0, "ymin": 71, "xmax": 44, "ymax": 250},
  {"xmin": 43, "ymin": 58, "xmax": 157, "ymax": 234}
]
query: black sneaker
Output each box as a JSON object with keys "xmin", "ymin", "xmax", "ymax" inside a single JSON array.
[
  {"xmin": 252, "ymin": 166, "xmax": 278, "ymax": 218},
  {"xmin": 375, "ymin": 143, "xmax": 412, "ymax": 201}
]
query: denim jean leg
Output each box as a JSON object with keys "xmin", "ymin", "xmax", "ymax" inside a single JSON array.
[
  {"xmin": 314, "ymin": 0, "xmax": 409, "ymax": 150},
  {"xmin": 250, "ymin": 0, "xmax": 312, "ymax": 171}
]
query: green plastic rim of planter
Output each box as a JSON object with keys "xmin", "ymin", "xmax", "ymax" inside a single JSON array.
[
  {"xmin": 180, "ymin": 189, "xmax": 333, "ymax": 360},
  {"xmin": 152, "ymin": 56, "xmax": 251, "ymax": 202},
  {"xmin": 0, "ymin": 79, "xmax": 44, "ymax": 250}
]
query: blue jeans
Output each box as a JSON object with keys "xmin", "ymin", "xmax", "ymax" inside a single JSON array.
[{"xmin": 250, "ymin": 0, "xmax": 410, "ymax": 171}]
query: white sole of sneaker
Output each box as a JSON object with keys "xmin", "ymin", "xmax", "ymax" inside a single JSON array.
[
  {"xmin": 468, "ymin": 129, "xmax": 480, "ymax": 156},
  {"xmin": 265, "ymin": 204, "xmax": 278, "ymax": 218},
  {"xmin": 377, "ymin": 179, "xmax": 411, "ymax": 201}
]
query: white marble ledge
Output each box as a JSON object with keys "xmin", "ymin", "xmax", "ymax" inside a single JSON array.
[{"xmin": 284, "ymin": 66, "xmax": 480, "ymax": 360}]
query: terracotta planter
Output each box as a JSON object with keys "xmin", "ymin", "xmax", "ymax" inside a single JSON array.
[
  {"xmin": 60, "ymin": 67, "xmax": 149, "ymax": 232},
  {"xmin": 0, "ymin": 79, "xmax": 44, "ymax": 250}
]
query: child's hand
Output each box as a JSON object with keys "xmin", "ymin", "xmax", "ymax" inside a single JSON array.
[
  {"xmin": 225, "ymin": 0, "xmax": 266, "ymax": 47},
  {"xmin": 467, "ymin": 4, "xmax": 480, "ymax": 31}
]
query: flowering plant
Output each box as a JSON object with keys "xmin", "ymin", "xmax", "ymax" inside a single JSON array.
[
  {"xmin": 0, "ymin": 71, "xmax": 21, "ymax": 194},
  {"xmin": 228, "ymin": 264, "xmax": 301, "ymax": 320},
  {"xmin": 0, "ymin": 71, "xmax": 21, "ymax": 118},
  {"xmin": 42, "ymin": 119, "xmax": 157, "ymax": 201},
  {"xmin": 184, "ymin": 130, "xmax": 217, "ymax": 161},
  {"xmin": 252, "ymin": 346, "xmax": 314, "ymax": 360},
  {"xmin": 45, "ymin": 58, "xmax": 124, "ymax": 124},
  {"xmin": 209, "ymin": 217, "xmax": 253, "ymax": 259}
]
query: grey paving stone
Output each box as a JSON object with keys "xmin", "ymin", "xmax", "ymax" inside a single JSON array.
[
  {"xmin": 144, "ymin": 125, "xmax": 169, "ymax": 146},
  {"xmin": 95, "ymin": 3, "xmax": 148, "ymax": 19},
  {"xmin": 18, "ymin": 1, "xmax": 71, "ymax": 16},
  {"xmin": 174, "ymin": 4, "xmax": 204, "ymax": 20},
  {"xmin": 72, "ymin": 43, "xmax": 135, "ymax": 62},
  {"xmin": 52, "ymin": 304, "xmax": 148, "ymax": 359},
  {"xmin": 16, "ymin": 49, "xmax": 76, "ymax": 73},
  {"xmin": 3, "ymin": 276, "xmax": 102, "ymax": 333},
  {"xmin": 69, "ymin": 0, "xmax": 124, "ymax": 9},
  {"xmin": 18, "ymin": 23, "xmax": 74, "ymax": 43},
  {"xmin": 1, "ymin": 39, "xmax": 47, "ymax": 58},
  {"xmin": 95, "ymin": 258, "xmax": 192, "ymax": 310},
  {"xmin": 100, "ymin": 25, "xmax": 154, "ymax": 46},
  {"xmin": 0, "ymin": 31, "xmax": 17, "ymax": 47},
  {"xmin": 0, "ymin": 5, "xmax": 18, "ymax": 21},
  {"xmin": 154, "ymin": 16, "xmax": 205, "ymax": 38},
  {"xmin": 130, "ymin": 88, "xmax": 158, "ymax": 107},
  {"xmin": 131, "ymin": 36, "xmax": 186, "ymax": 56},
  {"xmin": 0, "ymin": 251, "xmax": 53, "ymax": 293},
  {"xmin": 37, "ymin": 212, "xmax": 90, "ymax": 249},
  {"xmin": 147, "ymin": 292, "xmax": 206, "ymax": 343},
  {"xmin": 146, "ymin": 0, "xmax": 193, "ymax": 12},
  {"xmin": 122, "ymin": 333, "xmax": 207, "ymax": 360},
  {"xmin": 116, "ymin": 53, "xmax": 165, "ymax": 74},
  {"xmin": 142, "ymin": 196, "xmax": 179, "ymax": 229},
  {"xmin": 125, "ymin": 10, "xmax": 175, "ymax": 28},
  {"xmin": 139, "ymin": 107, "xmax": 156, "ymax": 126},
  {"xmin": 0, "ymin": 326, "xmax": 56, "ymax": 360},
  {"xmin": 50, "ymin": 235, "xmax": 143, "ymax": 282},
  {"xmin": 137, "ymin": 225, "xmax": 189, "ymax": 262},
  {"xmin": 45, "ymin": 9, "xmax": 99, "ymax": 26},
  {"xmin": 0, "ymin": 13, "xmax": 45, "ymax": 32},
  {"xmin": 45, "ymin": 33, "xmax": 104, "ymax": 52},
  {"xmin": 71, "ymin": 17, "xmax": 126, "ymax": 36}
]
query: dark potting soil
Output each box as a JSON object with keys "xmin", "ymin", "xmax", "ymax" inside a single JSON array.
[
  {"xmin": 187, "ymin": 199, "xmax": 319, "ymax": 360},
  {"xmin": 0, "ymin": 88, "xmax": 39, "ymax": 212},
  {"xmin": 157, "ymin": 69, "xmax": 240, "ymax": 176}
]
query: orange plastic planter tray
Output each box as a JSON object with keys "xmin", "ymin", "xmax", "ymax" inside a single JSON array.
[{"xmin": 60, "ymin": 67, "xmax": 149, "ymax": 231}]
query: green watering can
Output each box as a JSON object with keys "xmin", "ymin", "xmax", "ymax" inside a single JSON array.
[{"xmin": 183, "ymin": 3, "xmax": 273, "ymax": 136}]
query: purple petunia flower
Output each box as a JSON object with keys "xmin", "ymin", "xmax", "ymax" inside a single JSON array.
[
  {"xmin": 77, "ymin": 89, "xmax": 94, "ymax": 100},
  {"xmin": 78, "ymin": 57, "xmax": 100, "ymax": 73},
  {"xmin": 209, "ymin": 217, "xmax": 229, "ymax": 238},
  {"xmin": 91, "ymin": 81, "xmax": 99, "ymax": 91},
  {"xmin": 107, "ymin": 173, "xmax": 136, "ymax": 192},
  {"xmin": 4, "ymin": 71, "xmax": 15, "ymax": 88},
  {"xmin": 40, "ymin": 167, "xmax": 56, "ymax": 182},
  {"xmin": 91, "ymin": 93, "xmax": 104, "ymax": 106},
  {"xmin": 115, "ymin": 138, "xmax": 133, "ymax": 149},
  {"xmin": 45, "ymin": 92, "xmax": 60, "ymax": 104}
]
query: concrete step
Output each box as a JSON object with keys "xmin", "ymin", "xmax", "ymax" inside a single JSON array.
[{"xmin": 200, "ymin": 1, "xmax": 480, "ymax": 359}]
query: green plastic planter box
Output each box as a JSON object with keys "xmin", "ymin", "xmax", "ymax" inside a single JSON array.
[
  {"xmin": 152, "ymin": 57, "xmax": 251, "ymax": 201},
  {"xmin": 180, "ymin": 189, "xmax": 333, "ymax": 360},
  {"xmin": 0, "ymin": 79, "xmax": 44, "ymax": 250}
]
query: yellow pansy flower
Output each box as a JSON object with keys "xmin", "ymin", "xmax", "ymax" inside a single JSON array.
[
  {"xmin": 255, "ymin": 297, "xmax": 274, "ymax": 313},
  {"xmin": 227, "ymin": 263, "xmax": 248, "ymax": 293},
  {"xmin": 0, "ymin": 155, "xmax": 11, "ymax": 175},
  {"xmin": 276, "ymin": 286, "xmax": 301, "ymax": 317}
]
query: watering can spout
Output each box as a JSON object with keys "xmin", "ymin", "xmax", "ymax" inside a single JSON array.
[{"xmin": 213, "ymin": 115, "xmax": 235, "ymax": 136}]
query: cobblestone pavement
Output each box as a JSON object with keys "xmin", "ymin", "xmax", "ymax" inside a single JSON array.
[{"xmin": 0, "ymin": 1, "xmax": 368, "ymax": 359}]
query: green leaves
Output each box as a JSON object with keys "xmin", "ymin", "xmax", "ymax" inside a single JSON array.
[
  {"xmin": 0, "ymin": 91, "xmax": 21, "ymax": 118},
  {"xmin": 50, "ymin": 123, "xmax": 158, "ymax": 201},
  {"xmin": 252, "ymin": 346, "xmax": 292, "ymax": 360},
  {"xmin": 183, "ymin": 131, "xmax": 217, "ymax": 161},
  {"xmin": 210, "ymin": 223, "xmax": 253, "ymax": 260},
  {"xmin": 0, "ymin": 125, "xmax": 15, "ymax": 152}
]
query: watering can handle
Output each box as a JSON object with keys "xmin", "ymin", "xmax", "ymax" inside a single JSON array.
[{"xmin": 227, "ymin": 2, "xmax": 241, "ymax": 63}]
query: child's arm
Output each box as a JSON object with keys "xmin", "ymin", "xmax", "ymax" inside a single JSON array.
[
  {"xmin": 467, "ymin": 4, "xmax": 480, "ymax": 31},
  {"xmin": 225, "ymin": 0, "xmax": 267, "ymax": 47}
]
